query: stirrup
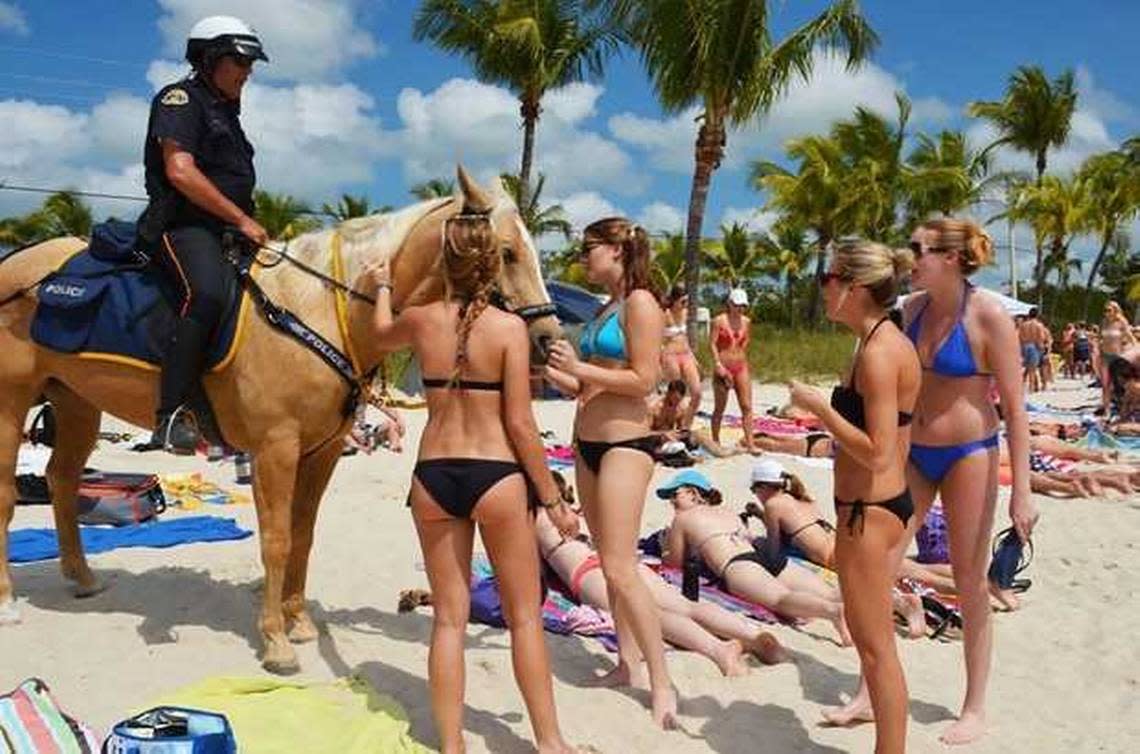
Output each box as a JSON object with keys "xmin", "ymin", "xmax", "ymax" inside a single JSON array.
[{"xmin": 160, "ymin": 406, "xmax": 201, "ymax": 455}]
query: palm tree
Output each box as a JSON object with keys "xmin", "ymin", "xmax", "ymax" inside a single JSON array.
[
  {"xmin": 832, "ymin": 92, "xmax": 910, "ymax": 241},
  {"xmin": 414, "ymin": 1, "xmax": 621, "ymax": 207},
  {"xmin": 1125, "ymin": 135, "xmax": 1140, "ymax": 166},
  {"xmin": 253, "ymin": 191, "xmax": 323, "ymax": 241},
  {"xmin": 904, "ymin": 129, "xmax": 994, "ymax": 221},
  {"xmin": 0, "ymin": 190, "xmax": 93, "ymax": 247},
  {"xmin": 651, "ymin": 231, "xmax": 686, "ymax": 291},
  {"xmin": 1080, "ymin": 149, "xmax": 1140, "ymax": 316},
  {"xmin": 603, "ymin": 0, "xmax": 877, "ymax": 337},
  {"xmin": 969, "ymin": 66, "xmax": 1077, "ymax": 300},
  {"xmin": 321, "ymin": 194, "xmax": 375, "ymax": 221},
  {"xmin": 409, "ymin": 178, "xmax": 456, "ymax": 201},
  {"xmin": 751, "ymin": 134, "xmax": 860, "ymax": 323},
  {"xmin": 755, "ymin": 218, "xmax": 811, "ymax": 323},
  {"xmin": 499, "ymin": 172, "xmax": 572, "ymax": 240},
  {"xmin": 706, "ymin": 222, "xmax": 766, "ymax": 289},
  {"xmin": 995, "ymin": 175, "xmax": 1090, "ymax": 309},
  {"xmin": 968, "ymin": 66, "xmax": 1077, "ymax": 186}
]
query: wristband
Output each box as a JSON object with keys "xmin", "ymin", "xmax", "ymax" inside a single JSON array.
[
  {"xmin": 540, "ymin": 495, "xmax": 563, "ymax": 509},
  {"xmin": 375, "ymin": 282, "xmax": 392, "ymax": 295}
]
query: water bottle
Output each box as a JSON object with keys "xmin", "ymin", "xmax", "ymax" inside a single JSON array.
[
  {"xmin": 234, "ymin": 452, "xmax": 252, "ymax": 485},
  {"xmin": 682, "ymin": 550, "xmax": 700, "ymax": 602}
]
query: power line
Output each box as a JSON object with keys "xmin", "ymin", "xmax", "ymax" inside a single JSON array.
[
  {"xmin": 0, "ymin": 43, "xmax": 145, "ymax": 69},
  {"xmin": 0, "ymin": 71, "xmax": 140, "ymax": 92},
  {"xmin": 0, "ymin": 183, "xmax": 339, "ymax": 218}
]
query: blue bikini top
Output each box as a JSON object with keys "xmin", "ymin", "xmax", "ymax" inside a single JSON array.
[
  {"xmin": 905, "ymin": 284, "xmax": 989, "ymax": 377},
  {"xmin": 580, "ymin": 302, "xmax": 627, "ymax": 361}
]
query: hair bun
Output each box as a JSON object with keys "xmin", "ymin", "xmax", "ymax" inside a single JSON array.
[
  {"xmin": 966, "ymin": 224, "xmax": 994, "ymax": 268},
  {"xmin": 891, "ymin": 245, "xmax": 915, "ymax": 277}
]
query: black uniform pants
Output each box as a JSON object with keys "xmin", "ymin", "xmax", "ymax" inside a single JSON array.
[
  {"xmin": 153, "ymin": 225, "xmax": 229, "ymax": 416},
  {"xmin": 156, "ymin": 225, "xmax": 229, "ymax": 331}
]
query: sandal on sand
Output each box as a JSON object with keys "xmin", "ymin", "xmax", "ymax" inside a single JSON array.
[
  {"xmin": 922, "ymin": 596, "xmax": 962, "ymax": 641},
  {"xmin": 398, "ymin": 589, "xmax": 432, "ymax": 613}
]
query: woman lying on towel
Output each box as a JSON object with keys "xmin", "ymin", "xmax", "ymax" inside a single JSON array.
[
  {"xmin": 535, "ymin": 504, "xmax": 787, "ymax": 677},
  {"xmin": 658, "ymin": 470, "xmax": 851, "ymax": 645},
  {"xmin": 746, "ymin": 459, "xmax": 927, "ymax": 637},
  {"xmin": 998, "ymin": 439, "xmax": 1139, "ymax": 497}
]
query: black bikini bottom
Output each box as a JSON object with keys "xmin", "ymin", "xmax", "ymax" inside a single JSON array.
[
  {"xmin": 805, "ymin": 432, "xmax": 831, "ymax": 457},
  {"xmin": 720, "ymin": 543, "xmax": 788, "ymax": 580},
  {"xmin": 575, "ymin": 436, "xmax": 660, "ymax": 475},
  {"xmin": 412, "ymin": 458, "xmax": 529, "ymax": 519},
  {"xmin": 834, "ymin": 489, "xmax": 913, "ymax": 535}
]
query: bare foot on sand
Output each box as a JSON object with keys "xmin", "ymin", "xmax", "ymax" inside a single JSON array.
[
  {"xmin": 748, "ymin": 632, "xmax": 789, "ymax": 665},
  {"xmin": 989, "ymin": 581, "xmax": 1021, "ymax": 611},
  {"xmin": 713, "ymin": 639, "xmax": 749, "ymax": 677},
  {"xmin": 650, "ymin": 684, "xmax": 679, "ymax": 730},
  {"xmin": 821, "ymin": 690, "xmax": 874, "ymax": 727},
  {"xmin": 586, "ymin": 660, "xmax": 647, "ymax": 689},
  {"xmin": 896, "ymin": 593, "xmax": 927, "ymax": 638},
  {"xmin": 940, "ymin": 711, "xmax": 986, "ymax": 745}
]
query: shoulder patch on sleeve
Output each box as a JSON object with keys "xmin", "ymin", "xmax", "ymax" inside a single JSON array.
[{"xmin": 160, "ymin": 88, "xmax": 189, "ymax": 106}]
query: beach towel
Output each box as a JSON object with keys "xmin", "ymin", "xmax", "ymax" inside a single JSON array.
[
  {"xmin": 151, "ymin": 676, "xmax": 430, "ymax": 754},
  {"xmin": 0, "ymin": 678, "xmax": 100, "ymax": 753},
  {"xmin": 652, "ymin": 565, "xmax": 789, "ymax": 625},
  {"xmin": 8, "ymin": 516, "xmax": 252, "ymax": 564},
  {"xmin": 543, "ymin": 444, "xmax": 576, "ymax": 469},
  {"xmin": 469, "ymin": 556, "xmax": 618, "ymax": 649},
  {"xmin": 160, "ymin": 474, "xmax": 251, "ymax": 510},
  {"xmin": 1079, "ymin": 425, "xmax": 1140, "ymax": 452}
]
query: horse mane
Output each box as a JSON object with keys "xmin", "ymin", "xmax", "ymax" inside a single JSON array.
[{"xmin": 263, "ymin": 197, "xmax": 455, "ymax": 312}]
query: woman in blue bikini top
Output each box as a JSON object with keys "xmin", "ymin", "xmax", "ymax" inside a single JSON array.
[
  {"xmin": 901, "ymin": 217, "xmax": 1037, "ymax": 745},
  {"xmin": 545, "ymin": 217, "xmax": 678, "ymax": 727}
]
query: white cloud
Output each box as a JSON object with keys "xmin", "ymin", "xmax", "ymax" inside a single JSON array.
[
  {"xmin": 719, "ymin": 207, "xmax": 777, "ymax": 235},
  {"xmin": 610, "ymin": 50, "xmax": 956, "ymax": 175},
  {"xmin": 385, "ymin": 78, "xmax": 645, "ymax": 197},
  {"xmin": 553, "ymin": 192, "xmax": 625, "ymax": 235},
  {"xmin": 637, "ymin": 202, "xmax": 685, "ymax": 234},
  {"xmin": 0, "ymin": 2, "xmax": 28, "ymax": 35},
  {"xmin": 90, "ymin": 94, "xmax": 150, "ymax": 163},
  {"xmin": 156, "ymin": 0, "xmax": 381, "ymax": 82}
]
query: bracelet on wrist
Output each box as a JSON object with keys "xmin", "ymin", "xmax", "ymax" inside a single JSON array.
[
  {"xmin": 375, "ymin": 282, "xmax": 392, "ymax": 294},
  {"xmin": 540, "ymin": 495, "xmax": 563, "ymax": 509}
]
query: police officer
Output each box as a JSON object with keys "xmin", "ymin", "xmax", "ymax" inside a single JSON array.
[{"xmin": 138, "ymin": 16, "xmax": 269, "ymax": 453}]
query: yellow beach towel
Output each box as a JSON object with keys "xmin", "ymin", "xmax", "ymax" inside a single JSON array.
[{"xmin": 153, "ymin": 675, "xmax": 432, "ymax": 753}]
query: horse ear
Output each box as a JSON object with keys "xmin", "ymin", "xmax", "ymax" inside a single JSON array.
[{"xmin": 456, "ymin": 165, "xmax": 493, "ymax": 214}]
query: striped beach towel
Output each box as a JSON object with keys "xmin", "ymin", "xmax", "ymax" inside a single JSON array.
[{"xmin": 0, "ymin": 678, "xmax": 99, "ymax": 753}]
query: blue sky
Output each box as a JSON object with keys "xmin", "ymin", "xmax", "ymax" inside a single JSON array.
[{"xmin": 1, "ymin": 1, "xmax": 1137, "ymax": 291}]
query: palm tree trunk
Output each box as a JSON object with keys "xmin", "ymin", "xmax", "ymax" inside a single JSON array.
[
  {"xmin": 684, "ymin": 118, "xmax": 725, "ymax": 346},
  {"xmin": 519, "ymin": 96, "xmax": 540, "ymax": 212},
  {"xmin": 1033, "ymin": 153, "xmax": 1047, "ymax": 309},
  {"xmin": 1082, "ymin": 230, "xmax": 1114, "ymax": 320},
  {"xmin": 806, "ymin": 234, "xmax": 831, "ymax": 324}
]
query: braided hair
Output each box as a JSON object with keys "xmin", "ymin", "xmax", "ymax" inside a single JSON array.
[{"xmin": 442, "ymin": 211, "xmax": 501, "ymax": 384}]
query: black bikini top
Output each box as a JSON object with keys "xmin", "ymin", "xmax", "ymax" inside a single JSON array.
[
  {"xmin": 422, "ymin": 377, "xmax": 503, "ymax": 391},
  {"xmin": 829, "ymin": 317, "xmax": 913, "ymax": 431}
]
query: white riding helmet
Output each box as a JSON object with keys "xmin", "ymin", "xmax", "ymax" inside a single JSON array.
[{"xmin": 186, "ymin": 15, "xmax": 269, "ymax": 67}]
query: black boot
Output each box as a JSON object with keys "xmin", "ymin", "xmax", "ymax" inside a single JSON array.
[{"xmin": 145, "ymin": 319, "xmax": 209, "ymax": 455}]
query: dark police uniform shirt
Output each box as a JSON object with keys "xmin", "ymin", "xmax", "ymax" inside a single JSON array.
[{"xmin": 140, "ymin": 74, "xmax": 256, "ymax": 235}]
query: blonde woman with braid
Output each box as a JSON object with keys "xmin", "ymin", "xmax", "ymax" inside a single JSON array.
[
  {"xmin": 369, "ymin": 211, "xmax": 581, "ymax": 754},
  {"xmin": 546, "ymin": 217, "xmax": 677, "ymax": 728}
]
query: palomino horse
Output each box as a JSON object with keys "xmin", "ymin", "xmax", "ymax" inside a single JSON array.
[{"xmin": 0, "ymin": 167, "xmax": 561, "ymax": 673}]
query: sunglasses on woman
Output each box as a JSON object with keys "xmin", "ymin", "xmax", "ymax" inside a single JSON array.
[
  {"xmin": 909, "ymin": 241, "xmax": 955, "ymax": 259},
  {"xmin": 818, "ymin": 270, "xmax": 849, "ymax": 286}
]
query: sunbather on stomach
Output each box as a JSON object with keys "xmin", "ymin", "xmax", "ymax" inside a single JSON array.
[{"xmin": 657, "ymin": 470, "xmax": 851, "ymax": 646}]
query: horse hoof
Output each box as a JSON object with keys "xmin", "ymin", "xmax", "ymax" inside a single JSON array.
[
  {"xmin": 262, "ymin": 656, "xmax": 301, "ymax": 676},
  {"xmin": 287, "ymin": 615, "xmax": 320, "ymax": 644},
  {"xmin": 0, "ymin": 599, "xmax": 21, "ymax": 626},
  {"xmin": 72, "ymin": 575, "xmax": 110, "ymax": 599}
]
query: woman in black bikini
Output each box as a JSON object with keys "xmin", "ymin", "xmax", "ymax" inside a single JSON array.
[
  {"xmin": 788, "ymin": 240, "xmax": 920, "ymax": 754},
  {"xmin": 545, "ymin": 217, "xmax": 677, "ymax": 728},
  {"xmin": 745, "ymin": 459, "xmax": 836, "ymax": 569},
  {"xmin": 369, "ymin": 212, "xmax": 579, "ymax": 754},
  {"xmin": 658, "ymin": 469, "xmax": 849, "ymax": 644}
]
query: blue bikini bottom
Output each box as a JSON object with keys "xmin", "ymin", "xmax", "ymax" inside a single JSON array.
[{"xmin": 909, "ymin": 434, "xmax": 1000, "ymax": 485}]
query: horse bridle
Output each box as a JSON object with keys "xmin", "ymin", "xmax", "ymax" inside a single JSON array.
[{"xmin": 250, "ymin": 201, "xmax": 558, "ymax": 324}]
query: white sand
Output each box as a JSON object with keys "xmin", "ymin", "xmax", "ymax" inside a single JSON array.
[{"xmin": 2, "ymin": 378, "xmax": 1137, "ymax": 752}]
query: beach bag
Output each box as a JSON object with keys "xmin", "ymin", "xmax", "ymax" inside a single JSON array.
[
  {"xmin": 915, "ymin": 504, "xmax": 949, "ymax": 564},
  {"xmin": 77, "ymin": 472, "xmax": 166, "ymax": 526},
  {"xmin": 0, "ymin": 677, "xmax": 101, "ymax": 753},
  {"xmin": 102, "ymin": 707, "xmax": 235, "ymax": 754}
]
